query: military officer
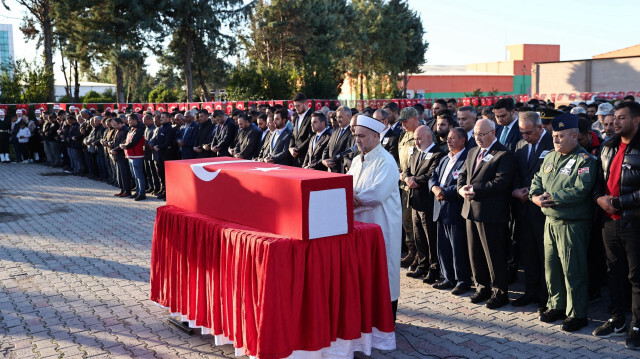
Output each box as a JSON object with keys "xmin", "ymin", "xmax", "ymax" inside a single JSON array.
[{"xmin": 529, "ymin": 113, "xmax": 597, "ymax": 332}]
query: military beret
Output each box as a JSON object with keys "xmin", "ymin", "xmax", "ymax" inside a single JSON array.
[{"xmin": 552, "ymin": 113, "xmax": 579, "ymax": 131}]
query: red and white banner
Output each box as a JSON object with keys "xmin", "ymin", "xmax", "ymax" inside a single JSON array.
[
  {"xmin": 33, "ymin": 103, "xmax": 48, "ymax": 112},
  {"xmin": 202, "ymin": 102, "xmax": 213, "ymax": 113},
  {"xmin": 189, "ymin": 103, "xmax": 200, "ymax": 110},
  {"xmin": 156, "ymin": 104, "xmax": 167, "ymax": 112},
  {"xmin": 236, "ymin": 101, "xmax": 245, "ymax": 111},
  {"xmin": 0, "ymin": 104, "xmax": 8, "ymax": 113},
  {"xmin": 85, "ymin": 103, "xmax": 98, "ymax": 111},
  {"xmin": 132, "ymin": 103, "xmax": 142, "ymax": 112},
  {"xmin": 103, "ymin": 104, "xmax": 115, "ymax": 112},
  {"xmin": 167, "ymin": 103, "xmax": 178, "ymax": 112},
  {"xmin": 314, "ymin": 100, "xmax": 322, "ymax": 111},
  {"xmin": 214, "ymin": 102, "xmax": 223, "ymax": 111},
  {"xmin": 225, "ymin": 102, "xmax": 234, "ymax": 115},
  {"xmin": 178, "ymin": 103, "xmax": 188, "ymax": 111}
]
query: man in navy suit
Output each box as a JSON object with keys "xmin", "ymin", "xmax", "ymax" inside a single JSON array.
[
  {"xmin": 373, "ymin": 108, "xmax": 400, "ymax": 165},
  {"xmin": 457, "ymin": 119, "xmax": 515, "ymax": 309},
  {"xmin": 207, "ymin": 112, "xmax": 237, "ymax": 157},
  {"xmin": 303, "ymin": 112, "xmax": 332, "ymax": 171},
  {"xmin": 429, "ymin": 127, "xmax": 472, "ymax": 295},
  {"xmin": 177, "ymin": 110, "xmax": 198, "ymax": 159},
  {"xmin": 265, "ymin": 108, "xmax": 293, "ymax": 166},
  {"xmin": 494, "ymin": 98, "xmax": 522, "ymax": 152},
  {"xmin": 510, "ymin": 111, "xmax": 554, "ymax": 311}
]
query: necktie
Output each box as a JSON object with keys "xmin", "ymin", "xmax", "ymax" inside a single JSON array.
[
  {"xmin": 474, "ymin": 149, "xmax": 486, "ymax": 173},
  {"xmin": 313, "ymin": 135, "xmax": 320, "ymax": 151},
  {"xmin": 339, "ymin": 128, "xmax": 345, "ymax": 139},
  {"xmin": 528, "ymin": 143, "xmax": 537, "ymax": 167},
  {"xmin": 500, "ymin": 126, "xmax": 508, "ymax": 144}
]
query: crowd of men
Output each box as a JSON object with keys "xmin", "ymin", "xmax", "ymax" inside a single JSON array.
[{"xmin": 0, "ymin": 92, "xmax": 639, "ymax": 350}]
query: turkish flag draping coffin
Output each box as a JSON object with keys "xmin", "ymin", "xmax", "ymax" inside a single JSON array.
[{"xmin": 166, "ymin": 157, "xmax": 354, "ymax": 240}]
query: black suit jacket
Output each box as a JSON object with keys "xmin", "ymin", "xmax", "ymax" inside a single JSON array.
[
  {"xmin": 211, "ymin": 118, "xmax": 238, "ymax": 157},
  {"xmin": 194, "ymin": 120, "xmax": 215, "ymax": 158},
  {"xmin": 256, "ymin": 131, "xmax": 273, "ymax": 160},
  {"xmin": 233, "ymin": 125, "xmax": 261, "ymax": 159},
  {"xmin": 456, "ymin": 141, "xmax": 515, "ymax": 223},
  {"xmin": 466, "ymin": 135, "xmax": 477, "ymax": 149},
  {"xmin": 513, "ymin": 131, "xmax": 554, "ymax": 190},
  {"xmin": 322, "ymin": 126, "xmax": 352, "ymax": 173},
  {"xmin": 402, "ymin": 145, "xmax": 446, "ymax": 213},
  {"xmin": 495, "ymin": 119, "xmax": 523, "ymax": 152},
  {"xmin": 289, "ymin": 110, "xmax": 314, "ymax": 165},
  {"xmin": 381, "ymin": 129, "xmax": 400, "ymax": 166},
  {"xmin": 303, "ymin": 129, "xmax": 332, "ymax": 170}
]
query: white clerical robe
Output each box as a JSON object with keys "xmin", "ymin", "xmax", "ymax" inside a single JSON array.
[{"xmin": 347, "ymin": 144, "xmax": 402, "ymax": 301}]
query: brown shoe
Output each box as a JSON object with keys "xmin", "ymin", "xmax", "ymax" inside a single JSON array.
[{"xmin": 400, "ymin": 253, "xmax": 416, "ymax": 268}]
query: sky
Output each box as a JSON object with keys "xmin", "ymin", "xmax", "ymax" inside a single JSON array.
[{"xmin": 1, "ymin": 0, "xmax": 639, "ymax": 81}]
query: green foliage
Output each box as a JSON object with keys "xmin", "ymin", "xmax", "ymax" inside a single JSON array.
[
  {"xmin": 226, "ymin": 65, "xmax": 295, "ymax": 101},
  {"xmin": 488, "ymin": 88, "xmax": 499, "ymax": 96},
  {"xmin": 464, "ymin": 88, "xmax": 483, "ymax": 97},
  {"xmin": 148, "ymin": 85, "xmax": 181, "ymax": 103},
  {"xmin": 82, "ymin": 88, "xmax": 117, "ymax": 103},
  {"xmin": 0, "ymin": 60, "xmax": 52, "ymax": 103}
]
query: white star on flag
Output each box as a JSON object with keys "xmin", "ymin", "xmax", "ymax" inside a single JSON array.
[{"xmin": 250, "ymin": 167, "xmax": 283, "ymax": 172}]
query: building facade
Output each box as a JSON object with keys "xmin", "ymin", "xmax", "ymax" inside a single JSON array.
[{"xmin": 0, "ymin": 24, "xmax": 14, "ymax": 69}]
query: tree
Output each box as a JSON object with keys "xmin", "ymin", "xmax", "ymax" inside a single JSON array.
[
  {"xmin": 159, "ymin": 0, "xmax": 251, "ymax": 102},
  {"xmin": 0, "ymin": 60, "xmax": 51, "ymax": 103},
  {"xmin": 3, "ymin": 0, "xmax": 56, "ymax": 101}
]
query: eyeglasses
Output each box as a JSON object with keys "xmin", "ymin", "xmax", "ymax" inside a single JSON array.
[{"xmin": 473, "ymin": 130, "xmax": 493, "ymax": 138}]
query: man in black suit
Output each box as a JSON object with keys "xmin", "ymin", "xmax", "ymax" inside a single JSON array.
[
  {"xmin": 403, "ymin": 125, "xmax": 446, "ymax": 283},
  {"xmin": 192, "ymin": 110, "xmax": 215, "ymax": 158},
  {"xmin": 302, "ymin": 111, "xmax": 331, "ymax": 171},
  {"xmin": 255, "ymin": 114, "xmax": 275, "ymax": 161},
  {"xmin": 256, "ymin": 113, "xmax": 270, "ymax": 154},
  {"xmin": 373, "ymin": 109, "xmax": 400, "ymax": 165},
  {"xmin": 494, "ymin": 98, "xmax": 522, "ymax": 152},
  {"xmin": 322, "ymin": 106, "xmax": 352, "ymax": 173},
  {"xmin": 429, "ymin": 127, "xmax": 472, "ymax": 295},
  {"xmin": 289, "ymin": 92, "xmax": 314, "ymax": 166},
  {"xmin": 208, "ymin": 112, "xmax": 237, "ymax": 157},
  {"xmin": 231, "ymin": 113, "xmax": 261, "ymax": 159},
  {"xmin": 510, "ymin": 111, "xmax": 553, "ymax": 311},
  {"xmin": 265, "ymin": 108, "xmax": 293, "ymax": 166},
  {"xmin": 457, "ymin": 119, "xmax": 515, "ymax": 309},
  {"xmin": 457, "ymin": 106, "xmax": 477, "ymax": 149},
  {"xmin": 382, "ymin": 102, "xmax": 403, "ymax": 134}
]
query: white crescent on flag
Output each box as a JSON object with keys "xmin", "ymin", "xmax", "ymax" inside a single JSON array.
[{"xmin": 190, "ymin": 160, "xmax": 252, "ymax": 181}]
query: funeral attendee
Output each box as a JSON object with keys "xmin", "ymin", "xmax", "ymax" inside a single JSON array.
[
  {"xmin": 43, "ymin": 114, "xmax": 61, "ymax": 166},
  {"xmin": 289, "ymin": 92, "xmax": 314, "ymax": 167},
  {"xmin": 397, "ymin": 107, "xmax": 420, "ymax": 269},
  {"xmin": 110, "ymin": 117, "xmax": 132, "ymax": 197},
  {"xmin": 347, "ymin": 114, "xmax": 402, "ymax": 320},
  {"xmin": 435, "ymin": 111, "xmax": 454, "ymax": 152},
  {"xmin": 121, "ymin": 114, "xmax": 146, "ymax": 201},
  {"xmin": 429, "ymin": 127, "xmax": 471, "ymax": 294},
  {"xmin": 457, "ymin": 119, "xmax": 515, "ymax": 309},
  {"xmin": 373, "ymin": 109, "xmax": 400, "ymax": 165},
  {"xmin": 153, "ymin": 112, "xmax": 176, "ymax": 200},
  {"xmin": 382, "ymin": 101, "xmax": 402, "ymax": 133},
  {"xmin": 264, "ymin": 108, "xmax": 293, "ymax": 165},
  {"xmin": 447, "ymin": 98, "xmax": 458, "ymax": 115},
  {"xmin": 602, "ymin": 114, "xmax": 615, "ymax": 141},
  {"xmin": 256, "ymin": 113, "xmax": 269, "ymax": 152},
  {"xmin": 322, "ymin": 106, "xmax": 353, "ymax": 173},
  {"xmin": 457, "ymin": 106, "xmax": 477, "ymax": 149},
  {"xmin": 494, "ymin": 98, "xmax": 522, "ymax": 152},
  {"xmin": 255, "ymin": 115, "xmax": 276, "ymax": 161},
  {"xmin": 302, "ymin": 111, "xmax": 331, "ymax": 170},
  {"xmin": 530, "ymin": 113, "xmax": 596, "ymax": 332},
  {"xmin": 208, "ymin": 111, "xmax": 237, "ymax": 157},
  {"xmin": 593, "ymin": 101, "xmax": 640, "ymax": 348},
  {"xmin": 142, "ymin": 114, "xmax": 159, "ymax": 194},
  {"xmin": 0, "ymin": 109, "xmax": 10, "ymax": 163},
  {"xmin": 193, "ymin": 109, "xmax": 215, "ymax": 158},
  {"xmin": 403, "ymin": 125, "xmax": 446, "ymax": 283},
  {"xmin": 16, "ymin": 120, "xmax": 31, "ymax": 162},
  {"xmin": 511, "ymin": 112, "xmax": 553, "ymax": 311},
  {"xmin": 177, "ymin": 110, "xmax": 198, "ymax": 159},
  {"xmin": 482, "ymin": 106, "xmax": 496, "ymax": 122},
  {"xmin": 593, "ymin": 102, "xmax": 614, "ymax": 133},
  {"xmin": 232, "ymin": 113, "xmax": 261, "ymax": 159},
  {"xmin": 578, "ymin": 116, "xmax": 603, "ymax": 157}
]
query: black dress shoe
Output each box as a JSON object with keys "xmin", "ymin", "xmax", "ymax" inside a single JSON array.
[
  {"xmin": 511, "ymin": 294, "xmax": 538, "ymax": 307},
  {"xmin": 128, "ymin": 194, "xmax": 138, "ymax": 198},
  {"xmin": 400, "ymin": 254, "xmax": 416, "ymax": 268},
  {"xmin": 451, "ymin": 283, "xmax": 471, "ymax": 295},
  {"xmin": 157, "ymin": 193, "xmax": 166, "ymax": 200},
  {"xmin": 562, "ymin": 317, "xmax": 588, "ymax": 332},
  {"xmin": 422, "ymin": 270, "xmax": 439, "ymax": 284},
  {"xmin": 539, "ymin": 309, "xmax": 566, "ymax": 323},
  {"xmin": 470, "ymin": 289, "xmax": 492, "ymax": 304},
  {"xmin": 486, "ymin": 293, "xmax": 509, "ymax": 309},
  {"xmin": 432, "ymin": 281, "xmax": 455, "ymax": 290},
  {"xmin": 406, "ymin": 269, "xmax": 428, "ymax": 278},
  {"xmin": 134, "ymin": 195, "xmax": 147, "ymax": 201}
]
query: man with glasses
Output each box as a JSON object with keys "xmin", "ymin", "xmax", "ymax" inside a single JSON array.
[{"xmin": 457, "ymin": 119, "xmax": 515, "ymax": 309}]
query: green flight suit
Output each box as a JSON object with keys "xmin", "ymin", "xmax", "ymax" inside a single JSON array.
[
  {"xmin": 529, "ymin": 145, "xmax": 596, "ymax": 319},
  {"xmin": 398, "ymin": 131, "xmax": 415, "ymax": 250}
]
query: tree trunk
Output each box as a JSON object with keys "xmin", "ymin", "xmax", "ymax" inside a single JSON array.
[
  {"xmin": 59, "ymin": 47, "xmax": 71, "ymax": 100},
  {"xmin": 115, "ymin": 64, "xmax": 125, "ymax": 103},
  {"xmin": 197, "ymin": 67, "xmax": 210, "ymax": 101},
  {"xmin": 184, "ymin": 28, "xmax": 193, "ymax": 102},
  {"xmin": 73, "ymin": 60, "xmax": 80, "ymax": 101},
  {"xmin": 42, "ymin": 16, "xmax": 55, "ymax": 102}
]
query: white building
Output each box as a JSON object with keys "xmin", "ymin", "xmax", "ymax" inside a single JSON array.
[
  {"xmin": 54, "ymin": 81, "xmax": 116, "ymax": 101},
  {"xmin": 0, "ymin": 24, "xmax": 15, "ymax": 69}
]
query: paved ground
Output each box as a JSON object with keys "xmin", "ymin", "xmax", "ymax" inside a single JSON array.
[{"xmin": 0, "ymin": 163, "xmax": 637, "ymax": 359}]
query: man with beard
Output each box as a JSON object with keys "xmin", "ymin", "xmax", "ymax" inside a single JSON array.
[
  {"xmin": 264, "ymin": 108, "xmax": 293, "ymax": 165},
  {"xmin": 289, "ymin": 93, "xmax": 314, "ymax": 167},
  {"xmin": 435, "ymin": 111, "xmax": 454, "ymax": 153},
  {"xmin": 208, "ymin": 111, "xmax": 237, "ymax": 157},
  {"xmin": 193, "ymin": 110, "xmax": 215, "ymax": 158}
]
